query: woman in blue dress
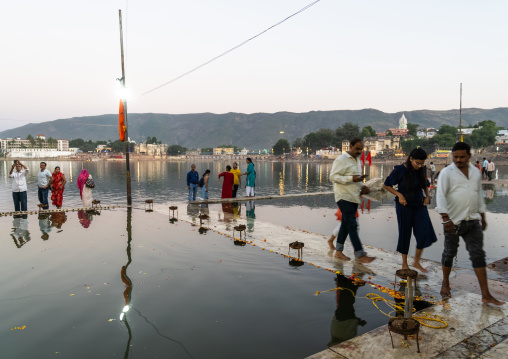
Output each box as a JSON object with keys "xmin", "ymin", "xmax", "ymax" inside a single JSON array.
[{"xmin": 383, "ymin": 148, "xmax": 437, "ymax": 273}]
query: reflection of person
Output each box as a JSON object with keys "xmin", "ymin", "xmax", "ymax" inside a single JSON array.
[
  {"xmin": 486, "ymin": 159, "xmax": 495, "ymax": 181},
  {"xmin": 436, "ymin": 142, "xmax": 504, "ymax": 305},
  {"xmin": 200, "ymin": 170, "xmax": 210, "ymax": 200},
  {"xmin": 329, "ymin": 138, "xmax": 375, "ymax": 263},
  {"xmin": 50, "ymin": 212, "xmax": 67, "ymax": 229},
  {"xmin": 78, "ymin": 210, "xmax": 96, "ymax": 228},
  {"xmin": 242, "ymin": 158, "xmax": 256, "ymax": 197},
  {"xmin": 77, "ymin": 169, "xmax": 94, "ymax": 207},
  {"xmin": 246, "ymin": 201, "xmax": 255, "ymax": 231},
  {"xmin": 186, "ymin": 164, "xmax": 199, "ymax": 201},
  {"xmin": 11, "ymin": 215, "xmax": 31, "ymax": 248},
  {"xmin": 38, "ymin": 162, "xmax": 52, "ymax": 210},
  {"xmin": 328, "ymin": 274, "xmax": 366, "ymax": 347},
  {"xmin": 50, "ymin": 166, "xmax": 67, "ymax": 209},
  {"xmin": 9, "ymin": 160, "xmax": 29, "ymax": 212},
  {"xmin": 218, "ymin": 165, "xmax": 234, "ymax": 198},
  {"xmin": 38, "ymin": 213, "xmax": 52, "ymax": 240},
  {"xmin": 383, "ymin": 148, "xmax": 437, "ymax": 273},
  {"xmin": 230, "ymin": 162, "xmax": 241, "ymax": 198}
]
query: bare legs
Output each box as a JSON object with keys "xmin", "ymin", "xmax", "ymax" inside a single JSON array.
[
  {"xmin": 441, "ymin": 265, "xmax": 505, "ymax": 305},
  {"xmin": 401, "ymin": 249, "xmax": 428, "ymax": 273},
  {"xmin": 327, "ymin": 234, "xmax": 335, "ymax": 250}
]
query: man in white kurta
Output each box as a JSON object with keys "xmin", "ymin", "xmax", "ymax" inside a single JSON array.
[
  {"xmin": 436, "ymin": 141, "xmax": 504, "ymax": 305},
  {"xmin": 329, "ymin": 138, "xmax": 375, "ymax": 263}
]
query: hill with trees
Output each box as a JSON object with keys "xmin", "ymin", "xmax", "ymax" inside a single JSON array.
[{"xmin": 1, "ymin": 108, "xmax": 507, "ymax": 150}]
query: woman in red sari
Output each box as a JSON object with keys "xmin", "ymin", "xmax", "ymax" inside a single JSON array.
[
  {"xmin": 218, "ymin": 165, "xmax": 234, "ymax": 198},
  {"xmin": 50, "ymin": 166, "xmax": 67, "ymax": 209}
]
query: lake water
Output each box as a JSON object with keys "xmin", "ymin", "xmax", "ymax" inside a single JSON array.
[{"xmin": 1, "ymin": 159, "xmax": 508, "ymax": 358}]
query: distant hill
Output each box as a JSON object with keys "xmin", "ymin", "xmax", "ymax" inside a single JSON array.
[{"xmin": 1, "ymin": 108, "xmax": 507, "ymax": 149}]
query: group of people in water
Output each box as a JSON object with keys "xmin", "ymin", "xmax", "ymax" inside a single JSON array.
[
  {"xmin": 9, "ymin": 160, "xmax": 95, "ymax": 211},
  {"xmin": 187, "ymin": 157, "xmax": 256, "ymax": 201},
  {"xmin": 329, "ymin": 138, "xmax": 504, "ymax": 305}
]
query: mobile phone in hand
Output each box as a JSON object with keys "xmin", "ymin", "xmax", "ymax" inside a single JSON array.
[{"xmin": 360, "ymin": 174, "xmax": 369, "ymax": 179}]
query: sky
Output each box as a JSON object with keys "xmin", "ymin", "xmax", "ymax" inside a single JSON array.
[{"xmin": 1, "ymin": 0, "xmax": 507, "ymax": 132}]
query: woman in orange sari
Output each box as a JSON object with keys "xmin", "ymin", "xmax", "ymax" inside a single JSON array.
[{"xmin": 50, "ymin": 166, "xmax": 67, "ymax": 208}]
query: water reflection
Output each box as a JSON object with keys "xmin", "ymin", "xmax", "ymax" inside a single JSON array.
[
  {"xmin": 78, "ymin": 210, "xmax": 100, "ymax": 228},
  {"xmin": 38, "ymin": 213, "xmax": 51, "ymax": 240},
  {"xmin": 50, "ymin": 212, "xmax": 67, "ymax": 231},
  {"xmin": 246, "ymin": 201, "xmax": 256, "ymax": 232},
  {"xmin": 11, "ymin": 215, "xmax": 30, "ymax": 248},
  {"xmin": 328, "ymin": 273, "xmax": 367, "ymax": 347},
  {"xmin": 120, "ymin": 208, "xmax": 133, "ymax": 358}
]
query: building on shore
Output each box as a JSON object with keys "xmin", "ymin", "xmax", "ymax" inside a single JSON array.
[
  {"xmin": 1, "ymin": 135, "xmax": 75, "ymax": 158},
  {"xmin": 316, "ymin": 147, "xmax": 341, "ymax": 159},
  {"xmin": 134, "ymin": 142, "xmax": 168, "ymax": 157},
  {"xmin": 363, "ymin": 136, "xmax": 401, "ymax": 156},
  {"xmin": 417, "ymin": 128, "xmax": 437, "ymax": 139},
  {"xmin": 213, "ymin": 147, "xmax": 235, "ymax": 155}
]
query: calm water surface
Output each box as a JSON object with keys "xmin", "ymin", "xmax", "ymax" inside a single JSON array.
[{"xmin": 1, "ymin": 160, "xmax": 508, "ymax": 358}]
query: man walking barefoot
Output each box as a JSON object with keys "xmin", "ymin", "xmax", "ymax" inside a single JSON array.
[
  {"xmin": 329, "ymin": 138, "xmax": 375, "ymax": 263},
  {"xmin": 436, "ymin": 142, "xmax": 504, "ymax": 305}
]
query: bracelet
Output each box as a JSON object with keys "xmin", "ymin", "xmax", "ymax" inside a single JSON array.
[{"xmin": 442, "ymin": 220, "xmax": 451, "ymax": 224}]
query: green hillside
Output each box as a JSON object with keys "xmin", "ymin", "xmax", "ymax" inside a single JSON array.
[{"xmin": 1, "ymin": 108, "xmax": 507, "ymax": 149}]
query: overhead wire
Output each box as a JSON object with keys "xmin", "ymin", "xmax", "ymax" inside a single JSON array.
[{"xmin": 137, "ymin": 0, "xmax": 323, "ymax": 98}]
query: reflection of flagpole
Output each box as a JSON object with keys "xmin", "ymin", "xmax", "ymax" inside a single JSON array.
[{"xmin": 120, "ymin": 208, "xmax": 133, "ymax": 358}]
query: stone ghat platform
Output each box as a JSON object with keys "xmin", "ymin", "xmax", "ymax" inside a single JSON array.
[
  {"xmin": 0, "ymin": 205, "xmax": 125, "ymax": 217},
  {"xmin": 169, "ymin": 201, "xmax": 508, "ymax": 358}
]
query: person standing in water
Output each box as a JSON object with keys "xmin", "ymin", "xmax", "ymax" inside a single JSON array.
[
  {"xmin": 383, "ymin": 147, "xmax": 437, "ymax": 273},
  {"xmin": 436, "ymin": 142, "xmax": 504, "ymax": 305}
]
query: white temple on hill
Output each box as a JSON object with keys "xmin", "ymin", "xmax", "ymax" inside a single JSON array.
[{"xmin": 399, "ymin": 114, "xmax": 408, "ymax": 129}]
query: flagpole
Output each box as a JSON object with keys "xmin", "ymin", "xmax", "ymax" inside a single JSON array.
[
  {"xmin": 119, "ymin": 9, "xmax": 132, "ymax": 206},
  {"xmin": 459, "ymin": 83, "xmax": 463, "ymax": 142}
]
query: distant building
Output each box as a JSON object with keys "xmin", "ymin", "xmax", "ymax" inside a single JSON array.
[
  {"xmin": 363, "ymin": 136, "xmax": 401, "ymax": 157},
  {"xmin": 316, "ymin": 147, "xmax": 340, "ymax": 159},
  {"xmin": 134, "ymin": 142, "xmax": 168, "ymax": 156},
  {"xmin": 213, "ymin": 147, "xmax": 235, "ymax": 155},
  {"xmin": 0, "ymin": 135, "xmax": 73, "ymax": 158},
  {"xmin": 186, "ymin": 149, "xmax": 202, "ymax": 156},
  {"xmin": 341, "ymin": 140, "xmax": 350, "ymax": 154},
  {"xmin": 398, "ymin": 114, "xmax": 408, "ymax": 129},
  {"xmin": 496, "ymin": 130, "xmax": 508, "ymax": 144},
  {"xmin": 417, "ymin": 128, "xmax": 437, "ymax": 139}
]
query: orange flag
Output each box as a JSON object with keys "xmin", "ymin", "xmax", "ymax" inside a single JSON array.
[{"xmin": 119, "ymin": 100, "xmax": 126, "ymax": 142}]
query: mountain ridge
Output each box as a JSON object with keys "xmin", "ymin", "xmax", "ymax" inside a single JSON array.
[{"xmin": 1, "ymin": 108, "xmax": 507, "ymax": 149}]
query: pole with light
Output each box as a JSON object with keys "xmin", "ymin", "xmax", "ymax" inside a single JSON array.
[{"xmin": 118, "ymin": 9, "xmax": 132, "ymax": 206}]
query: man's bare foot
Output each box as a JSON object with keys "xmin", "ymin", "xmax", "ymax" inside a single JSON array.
[
  {"xmin": 412, "ymin": 262, "xmax": 428, "ymax": 273},
  {"xmin": 334, "ymin": 251, "xmax": 351, "ymax": 261},
  {"xmin": 401, "ymin": 264, "xmax": 410, "ymax": 270},
  {"xmin": 482, "ymin": 295, "xmax": 505, "ymax": 306},
  {"xmin": 327, "ymin": 238, "xmax": 335, "ymax": 251},
  {"xmin": 440, "ymin": 282, "xmax": 451, "ymax": 300},
  {"xmin": 356, "ymin": 256, "xmax": 376, "ymax": 263}
]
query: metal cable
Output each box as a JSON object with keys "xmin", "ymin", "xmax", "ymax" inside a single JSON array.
[{"xmin": 138, "ymin": 0, "xmax": 322, "ymax": 98}]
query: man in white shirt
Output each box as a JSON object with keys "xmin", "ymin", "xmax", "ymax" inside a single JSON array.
[
  {"xmin": 329, "ymin": 138, "xmax": 375, "ymax": 263},
  {"xmin": 38, "ymin": 162, "xmax": 52, "ymax": 210},
  {"xmin": 486, "ymin": 159, "xmax": 495, "ymax": 181},
  {"xmin": 436, "ymin": 142, "xmax": 504, "ymax": 305},
  {"xmin": 9, "ymin": 160, "xmax": 30, "ymax": 211}
]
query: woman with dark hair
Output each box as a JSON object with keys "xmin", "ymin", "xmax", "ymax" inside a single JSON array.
[
  {"xmin": 383, "ymin": 148, "xmax": 437, "ymax": 272},
  {"xmin": 200, "ymin": 169, "xmax": 211, "ymax": 200},
  {"xmin": 50, "ymin": 166, "xmax": 66, "ymax": 209},
  {"xmin": 242, "ymin": 157, "xmax": 256, "ymax": 197}
]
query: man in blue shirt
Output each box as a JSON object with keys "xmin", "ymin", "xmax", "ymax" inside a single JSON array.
[
  {"xmin": 187, "ymin": 164, "xmax": 199, "ymax": 201},
  {"xmin": 482, "ymin": 157, "xmax": 488, "ymax": 180}
]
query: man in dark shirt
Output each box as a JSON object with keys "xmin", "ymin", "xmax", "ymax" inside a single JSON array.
[{"xmin": 187, "ymin": 164, "xmax": 199, "ymax": 201}]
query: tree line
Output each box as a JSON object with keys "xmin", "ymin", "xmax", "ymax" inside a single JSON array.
[{"xmin": 271, "ymin": 120, "xmax": 503, "ymax": 155}]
